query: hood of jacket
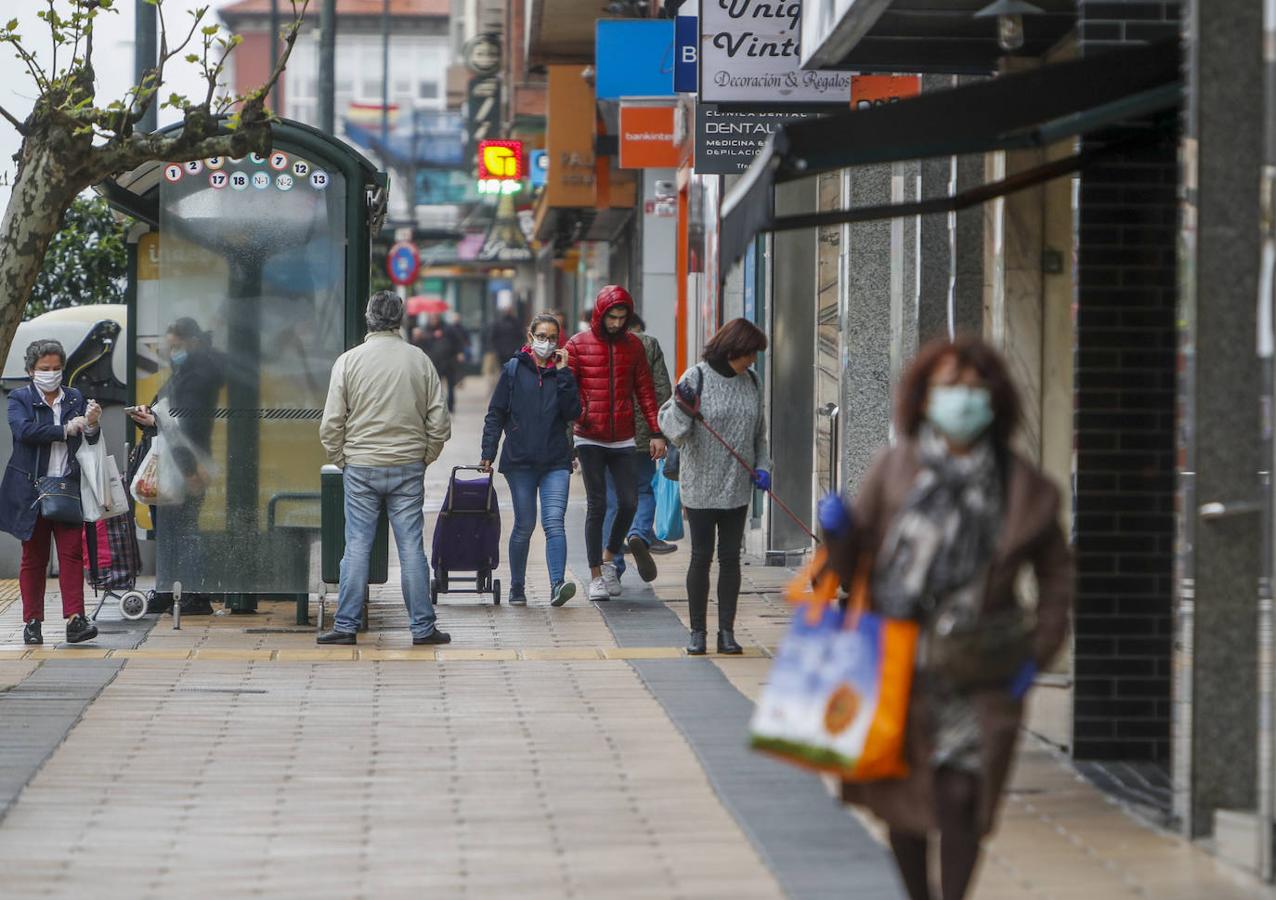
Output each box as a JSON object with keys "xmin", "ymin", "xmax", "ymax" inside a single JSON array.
[{"xmin": 590, "ymin": 285, "xmax": 634, "ymax": 342}]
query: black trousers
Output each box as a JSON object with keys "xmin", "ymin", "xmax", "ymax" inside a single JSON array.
[
  {"xmin": 685, "ymin": 505, "xmax": 748, "ymax": 632},
  {"xmin": 578, "ymin": 445, "xmax": 638, "ymax": 568}
]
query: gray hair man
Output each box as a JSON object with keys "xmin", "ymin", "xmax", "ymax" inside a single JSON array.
[{"xmin": 317, "ymin": 291, "xmax": 453, "ymax": 645}]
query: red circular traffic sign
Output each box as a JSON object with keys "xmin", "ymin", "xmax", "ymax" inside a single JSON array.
[{"xmin": 386, "ymin": 241, "xmax": 421, "ymax": 286}]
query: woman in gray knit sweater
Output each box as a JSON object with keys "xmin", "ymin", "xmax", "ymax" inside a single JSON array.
[{"xmin": 658, "ymin": 319, "xmax": 770, "ymax": 655}]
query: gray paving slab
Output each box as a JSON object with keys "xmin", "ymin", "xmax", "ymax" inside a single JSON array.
[
  {"xmin": 631, "ymin": 658, "xmax": 902, "ymax": 900},
  {"xmin": 564, "ymin": 503, "xmax": 690, "ymax": 647},
  {"xmin": 0, "ymin": 660, "xmax": 124, "ymax": 819}
]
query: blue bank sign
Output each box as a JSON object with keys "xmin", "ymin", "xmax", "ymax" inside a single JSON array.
[
  {"xmin": 675, "ymin": 13, "xmax": 698, "ymax": 93},
  {"xmin": 595, "ymin": 20, "xmax": 676, "ymax": 100}
]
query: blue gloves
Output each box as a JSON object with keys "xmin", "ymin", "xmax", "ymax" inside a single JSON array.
[
  {"xmin": 818, "ymin": 492, "xmax": 852, "ymax": 538},
  {"xmin": 753, "ymin": 469, "xmax": 771, "ymax": 492},
  {"xmin": 1010, "ymin": 660, "xmax": 1038, "ymax": 700}
]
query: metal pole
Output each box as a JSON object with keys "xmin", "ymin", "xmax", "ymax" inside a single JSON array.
[
  {"xmin": 380, "ymin": 0, "xmax": 391, "ymax": 151},
  {"xmin": 269, "ymin": 0, "xmax": 280, "ymax": 109},
  {"xmin": 1258, "ymin": 0, "xmax": 1276, "ymax": 877},
  {"xmin": 133, "ymin": 0, "xmax": 157, "ymax": 133},
  {"xmin": 318, "ymin": 0, "xmax": 337, "ymax": 134}
]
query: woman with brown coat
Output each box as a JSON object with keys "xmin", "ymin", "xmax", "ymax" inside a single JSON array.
[{"xmin": 826, "ymin": 337, "xmax": 1072, "ymax": 900}]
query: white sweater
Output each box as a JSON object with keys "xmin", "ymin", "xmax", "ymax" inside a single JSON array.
[{"xmin": 658, "ymin": 362, "xmax": 769, "ymax": 510}]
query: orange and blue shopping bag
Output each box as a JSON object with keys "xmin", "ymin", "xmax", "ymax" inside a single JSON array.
[{"xmin": 749, "ymin": 549, "xmax": 918, "ymax": 782}]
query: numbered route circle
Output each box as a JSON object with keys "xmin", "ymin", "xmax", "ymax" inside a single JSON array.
[
  {"xmin": 208, "ymin": 171, "xmax": 230, "ymax": 189},
  {"xmin": 230, "ymin": 171, "xmax": 250, "ymax": 191},
  {"xmin": 183, "ymin": 160, "xmax": 204, "ymax": 176},
  {"xmin": 249, "ymin": 152, "xmax": 268, "ymax": 165},
  {"xmin": 252, "ymin": 171, "xmax": 271, "ymax": 190},
  {"xmin": 205, "ymin": 156, "xmax": 226, "ymax": 170},
  {"xmin": 275, "ymin": 173, "xmax": 295, "ymax": 191},
  {"xmin": 269, "ymin": 152, "xmax": 290, "ymax": 171},
  {"xmin": 163, "ymin": 164, "xmax": 183, "ymax": 183},
  {"xmin": 309, "ymin": 170, "xmax": 330, "ymax": 190},
  {"xmin": 291, "ymin": 159, "xmax": 311, "ymax": 178}
]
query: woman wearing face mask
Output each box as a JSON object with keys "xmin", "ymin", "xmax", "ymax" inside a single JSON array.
[
  {"xmin": 0, "ymin": 340, "xmax": 102, "ymax": 645},
  {"xmin": 480, "ymin": 313, "xmax": 582, "ymax": 607},
  {"xmin": 825, "ymin": 337, "xmax": 1072, "ymax": 900}
]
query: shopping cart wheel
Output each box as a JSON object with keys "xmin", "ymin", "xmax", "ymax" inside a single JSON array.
[
  {"xmin": 492, "ymin": 579, "xmax": 501, "ymax": 606},
  {"xmin": 119, "ymin": 590, "xmax": 149, "ymax": 621}
]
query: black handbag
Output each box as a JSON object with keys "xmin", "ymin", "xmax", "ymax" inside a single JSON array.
[
  {"xmin": 663, "ymin": 444, "xmax": 681, "ymax": 480},
  {"xmin": 34, "ymin": 474, "xmax": 84, "ymax": 525}
]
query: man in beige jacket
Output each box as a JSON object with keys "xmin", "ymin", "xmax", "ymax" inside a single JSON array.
[{"xmin": 317, "ymin": 291, "xmax": 453, "ymax": 645}]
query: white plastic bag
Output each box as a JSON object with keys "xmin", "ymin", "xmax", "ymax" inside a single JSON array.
[
  {"xmin": 76, "ymin": 437, "xmax": 129, "ymax": 521},
  {"xmin": 127, "ymin": 432, "xmax": 187, "ymax": 507}
]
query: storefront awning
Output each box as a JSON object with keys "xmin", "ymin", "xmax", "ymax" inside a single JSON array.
[{"xmin": 720, "ymin": 40, "xmax": 1182, "ymax": 275}]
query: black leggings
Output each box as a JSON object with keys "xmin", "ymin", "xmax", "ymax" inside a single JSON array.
[
  {"xmin": 578, "ymin": 445, "xmax": 638, "ymax": 568},
  {"xmin": 888, "ymin": 767, "xmax": 983, "ymax": 900},
  {"xmin": 685, "ymin": 505, "xmax": 748, "ymax": 632}
]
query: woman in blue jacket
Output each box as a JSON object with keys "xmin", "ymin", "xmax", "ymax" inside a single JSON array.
[
  {"xmin": 480, "ymin": 313, "xmax": 581, "ymax": 607},
  {"xmin": 0, "ymin": 340, "xmax": 102, "ymax": 645}
]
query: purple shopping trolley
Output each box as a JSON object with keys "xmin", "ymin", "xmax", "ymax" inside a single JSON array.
[{"xmin": 430, "ymin": 466, "xmax": 502, "ymax": 605}]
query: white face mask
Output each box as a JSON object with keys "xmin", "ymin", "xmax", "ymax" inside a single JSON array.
[
  {"xmin": 530, "ymin": 337, "xmax": 554, "ymax": 359},
  {"xmin": 32, "ymin": 370, "xmax": 62, "ymax": 393}
]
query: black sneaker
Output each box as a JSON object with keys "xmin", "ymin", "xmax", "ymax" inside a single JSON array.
[
  {"xmin": 509, "ymin": 588, "xmax": 527, "ymax": 606},
  {"xmin": 179, "ymin": 596, "xmax": 215, "ymax": 616},
  {"xmin": 65, "ymin": 614, "xmax": 98, "ymax": 645},
  {"xmin": 23, "ymin": 619, "xmax": 42, "ymax": 645},
  {"xmin": 412, "ymin": 629, "xmax": 452, "ymax": 645},
  {"xmin": 626, "ymin": 535, "xmax": 658, "ymax": 583},
  {"xmin": 316, "ymin": 630, "xmax": 356, "ymax": 645},
  {"xmin": 648, "ymin": 539, "xmax": 678, "ymax": 555}
]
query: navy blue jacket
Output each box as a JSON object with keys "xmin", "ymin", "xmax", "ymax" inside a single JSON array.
[
  {"xmin": 1, "ymin": 383, "xmax": 98, "ymax": 541},
  {"xmin": 481, "ymin": 351, "xmax": 581, "ymax": 472}
]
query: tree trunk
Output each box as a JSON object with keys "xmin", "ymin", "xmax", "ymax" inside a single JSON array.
[{"xmin": 0, "ymin": 138, "xmax": 77, "ymax": 370}]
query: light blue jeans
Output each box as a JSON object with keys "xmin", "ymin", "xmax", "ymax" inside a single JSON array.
[
  {"xmin": 335, "ymin": 463, "xmax": 438, "ymax": 638},
  {"xmin": 504, "ymin": 467, "xmax": 571, "ymax": 593},
  {"xmin": 604, "ymin": 452, "xmax": 657, "ymax": 576}
]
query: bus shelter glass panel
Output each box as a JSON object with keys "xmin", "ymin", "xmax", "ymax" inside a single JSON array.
[{"xmin": 143, "ymin": 152, "xmax": 347, "ymax": 594}]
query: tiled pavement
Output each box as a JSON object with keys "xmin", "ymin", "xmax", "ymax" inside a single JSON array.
[{"xmin": 0, "ymin": 381, "xmax": 1273, "ymax": 898}]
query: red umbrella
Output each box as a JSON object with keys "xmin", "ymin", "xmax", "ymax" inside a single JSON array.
[{"xmin": 407, "ymin": 295, "xmax": 449, "ymax": 316}]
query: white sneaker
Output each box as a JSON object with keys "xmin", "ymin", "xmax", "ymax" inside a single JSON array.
[
  {"xmin": 588, "ymin": 576, "xmax": 610, "ymax": 601},
  {"xmin": 601, "ymin": 562, "xmax": 622, "ymax": 596}
]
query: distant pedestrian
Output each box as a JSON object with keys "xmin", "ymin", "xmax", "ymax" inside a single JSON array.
[
  {"xmin": 826, "ymin": 336, "xmax": 1072, "ymax": 900},
  {"xmin": 565, "ymin": 285, "xmax": 666, "ymax": 601},
  {"xmin": 487, "ymin": 305, "xmax": 525, "ymax": 366},
  {"xmin": 318, "ymin": 291, "xmax": 453, "ymax": 646},
  {"xmin": 412, "ymin": 312, "xmax": 467, "ymax": 413},
  {"xmin": 604, "ymin": 312, "xmax": 677, "ymax": 584},
  {"xmin": 480, "ymin": 313, "xmax": 581, "ymax": 607},
  {"xmin": 658, "ymin": 319, "xmax": 769, "ymax": 656},
  {"xmin": 1, "ymin": 340, "xmax": 102, "ymax": 646}
]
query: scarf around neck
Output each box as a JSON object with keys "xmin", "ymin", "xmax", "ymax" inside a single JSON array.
[{"xmin": 872, "ymin": 425, "xmax": 1004, "ymax": 620}]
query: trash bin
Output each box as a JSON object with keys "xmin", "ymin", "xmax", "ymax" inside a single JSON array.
[{"xmin": 317, "ymin": 464, "xmax": 389, "ymax": 627}]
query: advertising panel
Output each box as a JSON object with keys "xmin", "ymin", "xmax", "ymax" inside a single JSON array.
[
  {"xmin": 694, "ymin": 103, "xmax": 827, "ymax": 175},
  {"xmin": 675, "ymin": 13, "xmax": 698, "ymax": 93},
  {"xmin": 619, "ymin": 105, "xmax": 680, "ymax": 169},
  {"xmin": 700, "ymin": 0, "xmax": 850, "ymax": 104},
  {"xmin": 595, "ymin": 20, "xmax": 676, "ymax": 101},
  {"xmin": 545, "ymin": 66, "xmax": 597, "ymax": 208}
]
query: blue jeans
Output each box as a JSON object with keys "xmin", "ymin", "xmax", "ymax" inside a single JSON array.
[
  {"xmin": 335, "ymin": 463, "xmax": 438, "ymax": 638},
  {"xmin": 504, "ymin": 467, "xmax": 570, "ymax": 592},
  {"xmin": 604, "ymin": 452, "xmax": 656, "ymax": 575}
]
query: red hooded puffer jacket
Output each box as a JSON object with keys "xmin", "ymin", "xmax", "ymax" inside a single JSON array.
[{"xmin": 565, "ymin": 285, "xmax": 662, "ymax": 444}]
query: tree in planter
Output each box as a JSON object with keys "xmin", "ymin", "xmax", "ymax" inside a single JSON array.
[
  {"xmin": 26, "ymin": 194, "xmax": 129, "ymax": 318},
  {"xmin": 0, "ymin": 0, "xmax": 309, "ymax": 366}
]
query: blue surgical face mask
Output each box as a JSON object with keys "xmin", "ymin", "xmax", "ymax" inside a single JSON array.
[
  {"xmin": 926, "ymin": 385, "xmax": 994, "ymax": 445},
  {"xmin": 170, "ymin": 349, "xmax": 189, "ymax": 366}
]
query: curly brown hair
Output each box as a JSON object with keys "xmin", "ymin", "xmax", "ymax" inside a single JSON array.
[{"xmin": 896, "ymin": 336, "xmax": 1022, "ymax": 447}]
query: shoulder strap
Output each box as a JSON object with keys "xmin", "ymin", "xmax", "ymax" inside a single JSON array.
[{"xmin": 503, "ymin": 357, "xmax": 520, "ymax": 415}]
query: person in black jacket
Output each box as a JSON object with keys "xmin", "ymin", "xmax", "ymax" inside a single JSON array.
[
  {"xmin": 480, "ymin": 313, "xmax": 581, "ymax": 607},
  {"xmin": 412, "ymin": 313, "xmax": 467, "ymax": 412}
]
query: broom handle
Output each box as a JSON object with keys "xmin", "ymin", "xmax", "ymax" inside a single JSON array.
[{"xmin": 688, "ymin": 412, "xmax": 819, "ymax": 542}]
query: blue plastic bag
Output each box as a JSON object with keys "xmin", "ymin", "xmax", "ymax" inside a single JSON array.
[{"xmin": 654, "ymin": 459, "xmax": 684, "ymax": 542}]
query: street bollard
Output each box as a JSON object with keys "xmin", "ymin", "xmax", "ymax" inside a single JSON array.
[{"xmin": 172, "ymin": 581, "xmax": 182, "ymax": 631}]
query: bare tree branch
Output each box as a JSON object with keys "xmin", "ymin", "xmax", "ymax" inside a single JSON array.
[{"xmin": 0, "ymin": 105, "xmax": 27, "ymax": 135}]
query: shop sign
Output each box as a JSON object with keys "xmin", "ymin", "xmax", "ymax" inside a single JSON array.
[
  {"xmin": 545, "ymin": 66, "xmax": 598, "ymax": 208},
  {"xmin": 464, "ymin": 33, "xmax": 502, "ymax": 75},
  {"xmin": 851, "ymin": 74, "xmax": 921, "ymax": 109},
  {"xmin": 700, "ymin": 0, "xmax": 851, "ymax": 104},
  {"xmin": 618, "ymin": 105, "xmax": 680, "ymax": 169},
  {"xmin": 465, "ymin": 76, "xmax": 502, "ymax": 165},
  {"xmin": 595, "ymin": 20, "xmax": 676, "ymax": 101},
  {"xmin": 477, "ymin": 140, "xmax": 524, "ymax": 180},
  {"xmin": 675, "ymin": 13, "xmax": 698, "ymax": 93},
  {"xmin": 693, "ymin": 103, "xmax": 826, "ymax": 174},
  {"xmin": 529, "ymin": 150, "xmax": 549, "ymax": 188}
]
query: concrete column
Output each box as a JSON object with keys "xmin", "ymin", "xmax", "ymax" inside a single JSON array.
[
  {"xmin": 1180, "ymin": 0, "xmax": 1263, "ymax": 846},
  {"xmin": 842, "ymin": 165, "xmax": 894, "ymax": 495},
  {"xmin": 918, "ymin": 74, "xmax": 955, "ymax": 345},
  {"xmin": 889, "ymin": 160, "xmax": 919, "ymax": 392}
]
